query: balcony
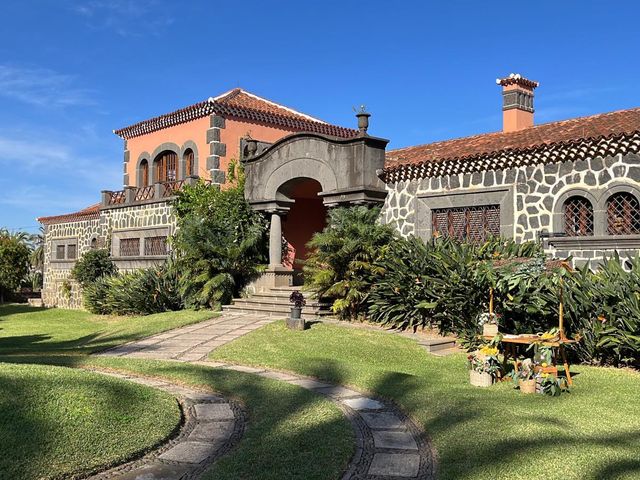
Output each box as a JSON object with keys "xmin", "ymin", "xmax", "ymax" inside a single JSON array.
[{"xmin": 101, "ymin": 176, "xmax": 210, "ymax": 208}]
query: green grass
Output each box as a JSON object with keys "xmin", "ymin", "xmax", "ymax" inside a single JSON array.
[
  {"xmin": 0, "ymin": 304, "xmax": 214, "ymax": 355},
  {"xmin": 0, "ymin": 362, "xmax": 180, "ymax": 480},
  {"xmin": 210, "ymin": 321, "xmax": 640, "ymax": 480}
]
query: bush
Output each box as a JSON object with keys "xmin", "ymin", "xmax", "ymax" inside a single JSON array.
[
  {"xmin": 72, "ymin": 249, "xmax": 117, "ymax": 288},
  {"xmin": 173, "ymin": 179, "xmax": 268, "ymax": 309},
  {"xmin": 0, "ymin": 230, "xmax": 31, "ymax": 302},
  {"xmin": 303, "ymin": 206, "xmax": 396, "ymax": 320},
  {"xmin": 84, "ymin": 263, "xmax": 182, "ymax": 315}
]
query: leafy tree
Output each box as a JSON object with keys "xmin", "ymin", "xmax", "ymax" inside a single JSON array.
[
  {"xmin": 172, "ymin": 179, "xmax": 268, "ymax": 309},
  {"xmin": 304, "ymin": 206, "xmax": 396, "ymax": 320},
  {"xmin": 0, "ymin": 230, "xmax": 31, "ymax": 302},
  {"xmin": 71, "ymin": 249, "xmax": 117, "ymax": 288}
]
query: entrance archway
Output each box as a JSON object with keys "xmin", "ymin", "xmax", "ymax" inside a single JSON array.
[{"xmin": 279, "ymin": 178, "xmax": 327, "ymax": 283}]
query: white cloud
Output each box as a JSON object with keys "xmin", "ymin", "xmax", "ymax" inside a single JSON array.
[{"xmin": 0, "ymin": 65, "xmax": 95, "ymax": 108}]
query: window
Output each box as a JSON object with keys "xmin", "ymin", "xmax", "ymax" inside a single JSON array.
[
  {"xmin": 432, "ymin": 205, "xmax": 500, "ymax": 242},
  {"xmin": 90, "ymin": 237, "xmax": 98, "ymax": 249},
  {"xmin": 67, "ymin": 244, "xmax": 77, "ymax": 260},
  {"xmin": 154, "ymin": 151, "xmax": 177, "ymax": 183},
  {"xmin": 144, "ymin": 236, "xmax": 167, "ymax": 256},
  {"xmin": 119, "ymin": 238, "xmax": 140, "ymax": 257},
  {"xmin": 607, "ymin": 192, "xmax": 640, "ymax": 235},
  {"xmin": 56, "ymin": 245, "xmax": 65, "ymax": 260},
  {"xmin": 139, "ymin": 159, "xmax": 149, "ymax": 187},
  {"xmin": 563, "ymin": 196, "xmax": 594, "ymax": 236},
  {"xmin": 184, "ymin": 149, "xmax": 194, "ymax": 177}
]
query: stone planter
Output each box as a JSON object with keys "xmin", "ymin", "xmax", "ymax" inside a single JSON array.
[
  {"xmin": 469, "ymin": 370, "xmax": 494, "ymax": 388},
  {"xmin": 483, "ymin": 323, "xmax": 499, "ymax": 337},
  {"xmin": 286, "ymin": 307, "xmax": 305, "ymax": 330},
  {"xmin": 519, "ymin": 378, "xmax": 537, "ymax": 394}
]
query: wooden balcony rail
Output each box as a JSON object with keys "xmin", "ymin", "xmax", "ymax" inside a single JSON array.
[
  {"xmin": 106, "ymin": 190, "xmax": 126, "ymax": 205},
  {"xmin": 162, "ymin": 180, "xmax": 185, "ymax": 198},
  {"xmin": 135, "ymin": 185, "xmax": 155, "ymax": 201},
  {"xmin": 101, "ymin": 176, "xmax": 201, "ymax": 208}
]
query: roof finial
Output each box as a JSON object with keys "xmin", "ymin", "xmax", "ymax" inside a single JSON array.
[{"xmin": 354, "ymin": 105, "xmax": 371, "ymax": 135}]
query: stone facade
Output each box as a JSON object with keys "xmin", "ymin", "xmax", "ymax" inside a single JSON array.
[
  {"xmin": 382, "ymin": 152, "xmax": 640, "ymax": 267},
  {"xmin": 42, "ymin": 200, "xmax": 176, "ymax": 308}
]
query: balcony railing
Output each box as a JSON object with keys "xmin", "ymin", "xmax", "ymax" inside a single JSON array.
[{"xmin": 101, "ymin": 176, "xmax": 204, "ymax": 208}]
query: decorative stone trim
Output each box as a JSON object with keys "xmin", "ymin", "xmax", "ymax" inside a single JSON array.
[
  {"xmin": 135, "ymin": 151, "xmax": 151, "ymax": 187},
  {"xmin": 207, "ymin": 114, "xmax": 226, "ymax": 186},
  {"xmin": 180, "ymin": 140, "xmax": 199, "ymax": 180},
  {"xmin": 84, "ymin": 369, "xmax": 244, "ymax": 480}
]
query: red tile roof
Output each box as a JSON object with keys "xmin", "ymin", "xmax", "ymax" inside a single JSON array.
[
  {"xmin": 114, "ymin": 88, "xmax": 358, "ymax": 140},
  {"xmin": 385, "ymin": 107, "xmax": 640, "ymax": 167},
  {"xmin": 38, "ymin": 203, "xmax": 100, "ymax": 225}
]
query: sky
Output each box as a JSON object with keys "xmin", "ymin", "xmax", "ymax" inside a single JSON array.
[{"xmin": 1, "ymin": 0, "xmax": 640, "ymax": 231}]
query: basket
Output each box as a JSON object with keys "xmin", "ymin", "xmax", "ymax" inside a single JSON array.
[
  {"xmin": 483, "ymin": 323, "xmax": 499, "ymax": 337},
  {"xmin": 469, "ymin": 370, "xmax": 494, "ymax": 387},
  {"xmin": 518, "ymin": 378, "xmax": 536, "ymax": 394}
]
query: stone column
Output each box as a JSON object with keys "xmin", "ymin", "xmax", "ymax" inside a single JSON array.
[{"xmin": 269, "ymin": 212, "xmax": 282, "ymax": 268}]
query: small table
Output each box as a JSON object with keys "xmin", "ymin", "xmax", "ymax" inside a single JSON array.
[{"xmin": 482, "ymin": 335, "xmax": 578, "ymax": 386}]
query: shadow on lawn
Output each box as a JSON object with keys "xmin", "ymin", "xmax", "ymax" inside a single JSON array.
[{"xmin": 0, "ymin": 332, "xmax": 154, "ymax": 356}]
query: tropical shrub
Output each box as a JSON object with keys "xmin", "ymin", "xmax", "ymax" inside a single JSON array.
[
  {"xmin": 0, "ymin": 229, "xmax": 31, "ymax": 302},
  {"xmin": 72, "ymin": 249, "xmax": 117, "ymax": 288},
  {"xmin": 172, "ymin": 179, "xmax": 268, "ymax": 309},
  {"xmin": 304, "ymin": 206, "xmax": 396, "ymax": 320},
  {"xmin": 84, "ymin": 263, "xmax": 182, "ymax": 315}
]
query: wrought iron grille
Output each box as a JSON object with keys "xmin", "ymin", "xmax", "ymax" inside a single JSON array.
[
  {"xmin": 119, "ymin": 238, "xmax": 140, "ymax": 257},
  {"xmin": 67, "ymin": 244, "xmax": 77, "ymax": 260},
  {"xmin": 144, "ymin": 236, "xmax": 168, "ymax": 256},
  {"xmin": 432, "ymin": 205, "xmax": 500, "ymax": 242},
  {"xmin": 56, "ymin": 245, "xmax": 65, "ymax": 260},
  {"xmin": 135, "ymin": 185, "xmax": 154, "ymax": 201},
  {"xmin": 563, "ymin": 196, "xmax": 594, "ymax": 236},
  {"xmin": 607, "ymin": 192, "xmax": 640, "ymax": 235}
]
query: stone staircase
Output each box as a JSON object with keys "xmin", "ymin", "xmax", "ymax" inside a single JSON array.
[{"xmin": 222, "ymin": 286, "xmax": 333, "ymax": 318}]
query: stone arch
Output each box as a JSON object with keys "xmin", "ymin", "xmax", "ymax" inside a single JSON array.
[
  {"xmin": 135, "ymin": 152, "xmax": 151, "ymax": 187},
  {"xmin": 150, "ymin": 142, "xmax": 180, "ymax": 183},
  {"xmin": 552, "ymin": 188, "xmax": 599, "ymax": 236},
  {"xmin": 601, "ymin": 182, "xmax": 640, "ymax": 236},
  {"xmin": 180, "ymin": 140, "xmax": 199, "ymax": 179},
  {"xmin": 264, "ymin": 158, "xmax": 339, "ymax": 203}
]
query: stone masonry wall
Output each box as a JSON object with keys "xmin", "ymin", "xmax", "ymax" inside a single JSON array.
[
  {"xmin": 42, "ymin": 201, "xmax": 176, "ymax": 309},
  {"xmin": 382, "ymin": 152, "xmax": 640, "ymax": 267}
]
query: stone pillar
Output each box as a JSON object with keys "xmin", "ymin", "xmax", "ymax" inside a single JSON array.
[{"xmin": 269, "ymin": 212, "xmax": 282, "ymax": 268}]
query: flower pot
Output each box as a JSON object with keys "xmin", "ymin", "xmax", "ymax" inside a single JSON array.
[
  {"xmin": 469, "ymin": 370, "xmax": 493, "ymax": 387},
  {"xmin": 290, "ymin": 306, "xmax": 302, "ymax": 320},
  {"xmin": 519, "ymin": 378, "xmax": 536, "ymax": 394},
  {"xmin": 483, "ymin": 324, "xmax": 499, "ymax": 337}
]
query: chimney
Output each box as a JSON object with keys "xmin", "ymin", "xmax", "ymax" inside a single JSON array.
[{"xmin": 496, "ymin": 73, "xmax": 539, "ymax": 132}]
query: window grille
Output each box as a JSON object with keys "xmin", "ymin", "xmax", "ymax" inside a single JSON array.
[
  {"xmin": 119, "ymin": 238, "xmax": 140, "ymax": 257},
  {"xmin": 144, "ymin": 236, "xmax": 168, "ymax": 256},
  {"xmin": 67, "ymin": 244, "xmax": 77, "ymax": 260},
  {"xmin": 563, "ymin": 196, "xmax": 594, "ymax": 236},
  {"xmin": 607, "ymin": 192, "xmax": 640, "ymax": 235},
  {"xmin": 432, "ymin": 205, "xmax": 500, "ymax": 242},
  {"xmin": 56, "ymin": 245, "xmax": 65, "ymax": 260}
]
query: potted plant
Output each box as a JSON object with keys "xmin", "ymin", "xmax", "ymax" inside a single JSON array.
[
  {"xmin": 286, "ymin": 290, "xmax": 306, "ymax": 330},
  {"xmin": 478, "ymin": 312, "xmax": 501, "ymax": 337},
  {"xmin": 511, "ymin": 358, "xmax": 537, "ymax": 394},
  {"xmin": 467, "ymin": 345, "xmax": 501, "ymax": 387}
]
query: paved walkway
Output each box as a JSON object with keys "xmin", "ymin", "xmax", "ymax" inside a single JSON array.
[{"xmin": 99, "ymin": 313, "xmax": 274, "ymax": 362}]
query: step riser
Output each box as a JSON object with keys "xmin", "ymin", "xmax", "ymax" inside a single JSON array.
[
  {"xmin": 420, "ymin": 341, "xmax": 457, "ymax": 352},
  {"xmin": 222, "ymin": 306, "xmax": 332, "ymax": 318},
  {"xmin": 232, "ymin": 300, "xmax": 329, "ymax": 309}
]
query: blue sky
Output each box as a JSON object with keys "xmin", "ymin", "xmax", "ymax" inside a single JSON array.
[{"xmin": 1, "ymin": 0, "xmax": 639, "ymax": 231}]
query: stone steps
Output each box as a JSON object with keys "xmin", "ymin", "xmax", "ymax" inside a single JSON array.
[
  {"xmin": 416, "ymin": 336, "xmax": 458, "ymax": 353},
  {"xmin": 223, "ymin": 285, "xmax": 332, "ymax": 318},
  {"xmin": 222, "ymin": 304, "xmax": 333, "ymax": 318}
]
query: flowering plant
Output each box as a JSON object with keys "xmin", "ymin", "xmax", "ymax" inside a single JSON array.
[
  {"xmin": 467, "ymin": 345, "xmax": 501, "ymax": 376},
  {"xmin": 477, "ymin": 312, "xmax": 501, "ymax": 326}
]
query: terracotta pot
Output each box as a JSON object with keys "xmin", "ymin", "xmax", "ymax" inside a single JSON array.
[
  {"xmin": 519, "ymin": 378, "xmax": 536, "ymax": 394},
  {"xmin": 469, "ymin": 370, "xmax": 494, "ymax": 387},
  {"xmin": 483, "ymin": 324, "xmax": 499, "ymax": 337}
]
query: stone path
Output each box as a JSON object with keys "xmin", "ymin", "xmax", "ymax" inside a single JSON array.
[
  {"xmin": 99, "ymin": 313, "xmax": 274, "ymax": 362},
  {"xmin": 93, "ymin": 312, "xmax": 437, "ymax": 479},
  {"xmin": 85, "ymin": 369, "xmax": 244, "ymax": 480}
]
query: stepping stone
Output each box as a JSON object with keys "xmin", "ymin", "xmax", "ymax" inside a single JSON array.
[
  {"xmin": 314, "ymin": 385, "xmax": 361, "ymax": 398},
  {"xmin": 368, "ymin": 453, "xmax": 420, "ymax": 477},
  {"xmin": 111, "ymin": 462, "xmax": 191, "ymax": 479},
  {"xmin": 342, "ymin": 396, "xmax": 385, "ymax": 411},
  {"xmin": 158, "ymin": 441, "xmax": 212, "ymax": 464},
  {"xmin": 258, "ymin": 371, "xmax": 299, "ymax": 381},
  {"xmin": 188, "ymin": 421, "xmax": 234, "ymax": 442},
  {"xmin": 286, "ymin": 378, "xmax": 332, "ymax": 390},
  {"xmin": 220, "ymin": 365, "xmax": 265, "ymax": 374},
  {"xmin": 183, "ymin": 391, "xmax": 224, "ymax": 402},
  {"xmin": 129, "ymin": 377, "xmax": 170, "ymax": 388},
  {"xmin": 360, "ymin": 412, "xmax": 406, "ymax": 430},
  {"xmin": 194, "ymin": 403, "xmax": 234, "ymax": 421},
  {"xmin": 372, "ymin": 431, "xmax": 418, "ymax": 450}
]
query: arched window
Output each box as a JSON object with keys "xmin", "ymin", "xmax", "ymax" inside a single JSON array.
[
  {"xmin": 154, "ymin": 151, "xmax": 177, "ymax": 183},
  {"xmin": 607, "ymin": 192, "xmax": 640, "ymax": 235},
  {"xmin": 563, "ymin": 196, "xmax": 594, "ymax": 236},
  {"xmin": 184, "ymin": 149, "xmax": 194, "ymax": 177},
  {"xmin": 139, "ymin": 159, "xmax": 149, "ymax": 187}
]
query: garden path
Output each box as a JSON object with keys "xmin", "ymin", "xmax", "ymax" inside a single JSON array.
[{"xmin": 95, "ymin": 312, "xmax": 437, "ymax": 479}]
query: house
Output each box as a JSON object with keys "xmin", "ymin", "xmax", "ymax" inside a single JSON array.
[{"xmin": 39, "ymin": 75, "xmax": 640, "ymax": 309}]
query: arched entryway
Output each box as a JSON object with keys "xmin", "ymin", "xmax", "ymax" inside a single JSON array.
[{"xmin": 279, "ymin": 178, "xmax": 328, "ymax": 283}]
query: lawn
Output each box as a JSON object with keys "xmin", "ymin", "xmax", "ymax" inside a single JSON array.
[
  {"xmin": 0, "ymin": 303, "xmax": 214, "ymax": 355},
  {"xmin": 0, "ymin": 362, "xmax": 180, "ymax": 480},
  {"xmin": 210, "ymin": 321, "xmax": 640, "ymax": 480}
]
